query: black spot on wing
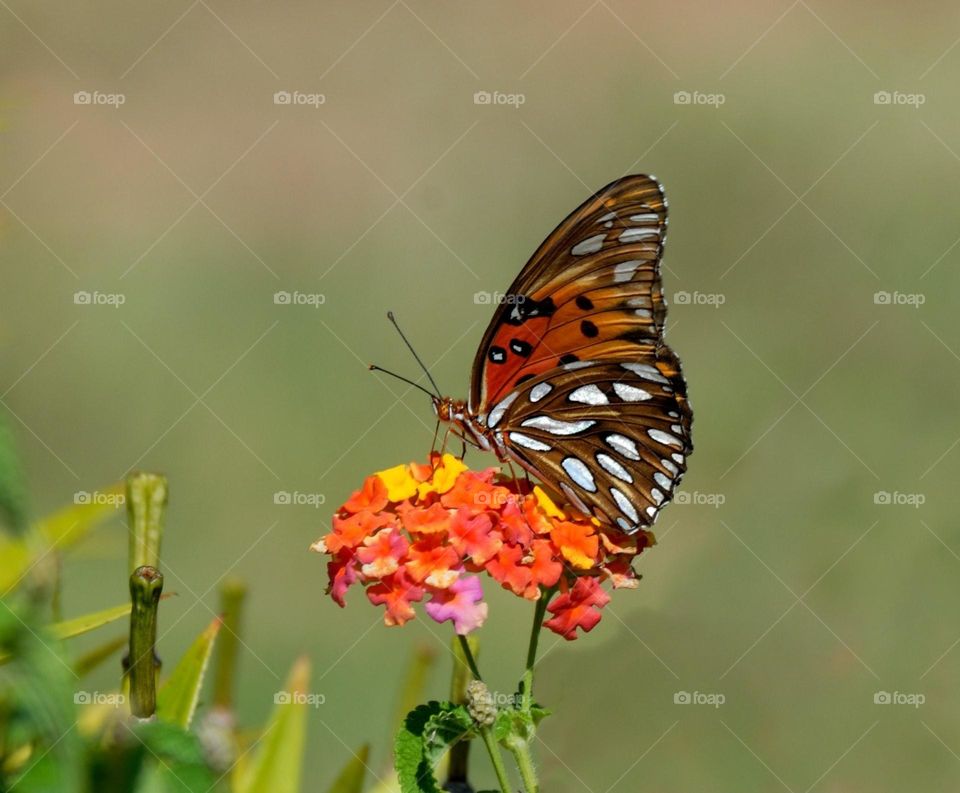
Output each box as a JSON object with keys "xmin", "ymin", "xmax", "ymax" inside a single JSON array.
[
  {"xmin": 489, "ymin": 346, "xmax": 506, "ymax": 364},
  {"xmin": 580, "ymin": 320, "xmax": 599, "ymax": 338},
  {"xmin": 558, "ymin": 353, "xmax": 579, "ymax": 365},
  {"xmin": 510, "ymin": 339, "xmax": 533, "ymax": 357},
  {"xmin": 504, "ymin": 296, "xmax": 557, "ymax": 326},
  {"xmin": 575, "ymin": 295, "xmax": 594, "ymax": 311}
]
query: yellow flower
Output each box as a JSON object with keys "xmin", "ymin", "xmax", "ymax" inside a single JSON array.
[
  {"xmin": 417, "ymin": 454, "xmax": 467, "ymax": 498},
  {"xmin": 376, "ymin": 463, "xmax": 419, "ymax": 501},
  {"xmin": 533, "ymin": 486, "xmax": 565, "ymax": 520}
]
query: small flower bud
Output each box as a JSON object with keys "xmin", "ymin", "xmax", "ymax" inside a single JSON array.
[{"xmin": 466, "ymin": 679, "xmax": 497, "ymax": 727}]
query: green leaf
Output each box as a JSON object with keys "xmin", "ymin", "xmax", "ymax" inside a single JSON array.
[
  {"xmin": 156, "ymin": 616, "xmax": 221, "ymax": 728},
  {"xmin": 326, "ymin": 744, "xmax": 369, "ymax": 793},
  {"xmin": 395, "ymin": 702, "xmax": 474, "ymax": 793},
  {"xmin": 234, "ymin": 655, "xmax": 311, "ymax": 793},
  {"xmin": 50, "ymin": 601, "xmax": 134, "ymax": 640},
  {"xmin": 494, "ymin": 702, "xmax": 551, "ymax": 745},
  {"xmin": 33, "ymin": 483, "xmax": 123, "ymax": 549},
  {"xmin": 125, "ymin": 721, "xmax": 217, "ymax": 793}
]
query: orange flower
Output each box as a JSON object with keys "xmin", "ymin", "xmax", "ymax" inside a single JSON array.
[
  {"xmin": 366, "ymin": 569, "xmax": 424, "ymax": 627},
  {"xmin": 448, "ymin": 511, "xmax": 502, "ymax": 566},
  {"xmin": 400, "ymin": 502, "xmax": 452, "ymax": 536},
  {"xmin": 544, "ymin": 577, "xmax": 611, "ymax": 640},
  {"xmin": 314, "ymin": 455, "xmax": 656, "ymax": 638},
  {"xmin": 550, "ymin": 520, "xmax": 600, "ymax": 570},
  {"xmin": 486, "ymin": 543, "xmax": 533, "ymax": 597},
  {"xmin": 343, "ymin": 475, "xmax": 389, "ymax": 514}
]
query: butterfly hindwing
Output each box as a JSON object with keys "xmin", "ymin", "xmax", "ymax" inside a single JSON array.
[{"xmin": 484, "ymin": 360, "xmax": 691, "ymax": 531}]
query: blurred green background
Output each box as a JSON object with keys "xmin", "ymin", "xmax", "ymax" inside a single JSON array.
[{"xmin": 3, "ymin": 0, "xmax": 960, "ymax": 789}]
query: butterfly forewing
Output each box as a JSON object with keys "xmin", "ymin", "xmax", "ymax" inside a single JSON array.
[{"xmin": 469, "ymin": 175, "xmax": 669, "ymax": 412}]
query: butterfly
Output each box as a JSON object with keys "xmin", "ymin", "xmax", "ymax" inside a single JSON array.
[{"xmin": 427, "ymin": 175, "xmax": 693, "ymax": 535}]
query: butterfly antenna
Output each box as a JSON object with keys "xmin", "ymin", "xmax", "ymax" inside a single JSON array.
[
  {"xmin": 368, "ymin": 364, "xmax": 438, "ymax": 400},
  {"xmin": 386, "ymin": 311, "xmax": 442, "ymax": 397}
]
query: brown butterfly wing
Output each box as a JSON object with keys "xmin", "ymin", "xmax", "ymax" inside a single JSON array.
[
  {"xmin": 469, "ymin": 175, "xmax": 669, "ymax": 414},
  {"xmin": 468, "ymin": 174, "xmax": 692, "ymax": 533},
  {"xmin": 486, "ymin": 360, "xmax": 691, "ymax": 532}
]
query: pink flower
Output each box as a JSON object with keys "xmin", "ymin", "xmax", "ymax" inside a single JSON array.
[{"xmin": 425, "ymin": 575, "xmax": 489, "ymax": 635}]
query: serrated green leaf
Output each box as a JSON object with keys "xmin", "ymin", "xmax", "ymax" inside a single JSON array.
[
  {"xmin": 326, "ymin": 744, "xmax": 369, "ymax": 793},
  {"xmin": 395, "ymin": 701, "xmax": 474, "ymax": 793},
  {"xmin": 156, "ymin": 617, "xmax": 221, "ymax": 728},
  {"xmin": 234, "ymin": 655, "xmax": 310, "ymax": 793}
]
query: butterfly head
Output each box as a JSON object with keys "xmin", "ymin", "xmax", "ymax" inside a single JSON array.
[{"xmin": 431, "ymin": 396, "xmax": 466, "ymax": 423}]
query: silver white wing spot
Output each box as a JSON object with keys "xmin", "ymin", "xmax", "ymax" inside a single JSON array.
[
  {"xmin": 648, "ymin": 428, "xmax": 683, "ymax": 448},
  {"xmin": 613, "ymin": 261, "xmax": 641, "ymax": 283},
  {"xmin": 612, "ymin": 382, "xmax": 652, "ymax": 402},
  {"xmin": 528, "ymin": 382, "xmax": 552, "ymax": 402},
  {"xmin": 571, "ymin": 234, "xmax": 605, "ymax": 256},
  {"xmin": 619, "ymin": 227, "xmax": 659, "ymax": 243},
  {"xmin": 653, "ymin": 472, "xmax": 671, "ymax": 490},
  {"xmin": 521, "ymin": 416, "xmax": 596, "ymax": 436},
  {"xmin": 486, "ymin": 391, "xmax": 519, "ymax": 429},
  {"xmin": 508, "ymin": 432, "xmax": 552, "ymax": 452},
  {"xmin": 620, "ymin": 362, "xmax": 670, "ymax": 384},
  {"xmin": 605, "ymin": 433, "xmax": 641, "ymax": 460},
  {"xmin": 561, "ymin": 456, "xmax": 597, "ymax": 492},
  {"xmin": 596, "ymin": 453, "xmax": 633, "ymax": 484},
  {"xmin": 568, "ymin": 384, "xmax": 609, "ymax": 405},
  {"xmin": 610, "ymin": 487, "xmax": 639, "ymax": 522}
]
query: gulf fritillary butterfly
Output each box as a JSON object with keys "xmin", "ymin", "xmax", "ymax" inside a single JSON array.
[{"xmin": 430, "ymin": 175, "xmax": 693, "ymax": 535}]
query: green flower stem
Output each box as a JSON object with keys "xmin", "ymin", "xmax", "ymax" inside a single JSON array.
[
  {"xmin": 446, "ymin": 637, "xmax": 477, "ymax": 786},
  {"xmin": 126, "ymin": 565, "xmax": 163, "ymax": 718},
  {"xmin": 508, "ymin": 740, "xmax": 539, "ymax": 793},
  {"xmin": 126, "ymin": 472, "xmax": 167, "ymax": 573},
  {"xmin": 457, "ymin": 634, "xmax": 482, "ymax": 681},
  {"xmin": 480, "ymin": 726, "xmax": 513, "ymax": 793},
  {"xmin": 520, "ymin": 587, "xmax": 552, "ymax": 714},
  {"xmin": 456, "ymin": 634, "xmax": 512, "ymax": 793},
  {"xmin": 212, "ymin": 576, "xmax": 246, "ymax": 709}
]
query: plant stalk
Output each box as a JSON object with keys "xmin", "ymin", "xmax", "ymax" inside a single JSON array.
[
  {"xmin": 212, "ymin": 576, "xmax": 246, "ymax": 709},
  {"xmin": 126, "ymin": 472, "xmax": 167, "ymax": 573},
  {"xmin": 520, "ymin": 587, "xmax": 551, "ymax": 714},
  {"xmin": 126, "ymin": 565, "xmax": 162, "ymax": 718}
]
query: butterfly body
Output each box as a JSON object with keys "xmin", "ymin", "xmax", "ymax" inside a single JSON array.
[{"xmin": 433, "ymin": 175, "xmax": 692, "ymax": 535}]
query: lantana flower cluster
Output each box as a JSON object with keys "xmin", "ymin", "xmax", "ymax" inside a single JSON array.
[{"xmin": 311, "ymin": 454, "xmax": 656, "ymax": 640}]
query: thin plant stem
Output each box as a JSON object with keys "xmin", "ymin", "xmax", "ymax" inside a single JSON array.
[
  {"xmin": 520, "ymin": 587, "xmax": 552, "ymax": 714},
  {"xmin": 456, "ymin": 634, "xmax": 513, "ymax": 793},
  {"xmin": 509, "ymin": 741, "xmax": 539, "ymax": 793},
  {"xmin": 480, "ymin": 726, "xmax": 513, "ymax": 793},
  {"xmin": 457, "ymin": 634, "xmax": 482, "ymax": 681}
]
